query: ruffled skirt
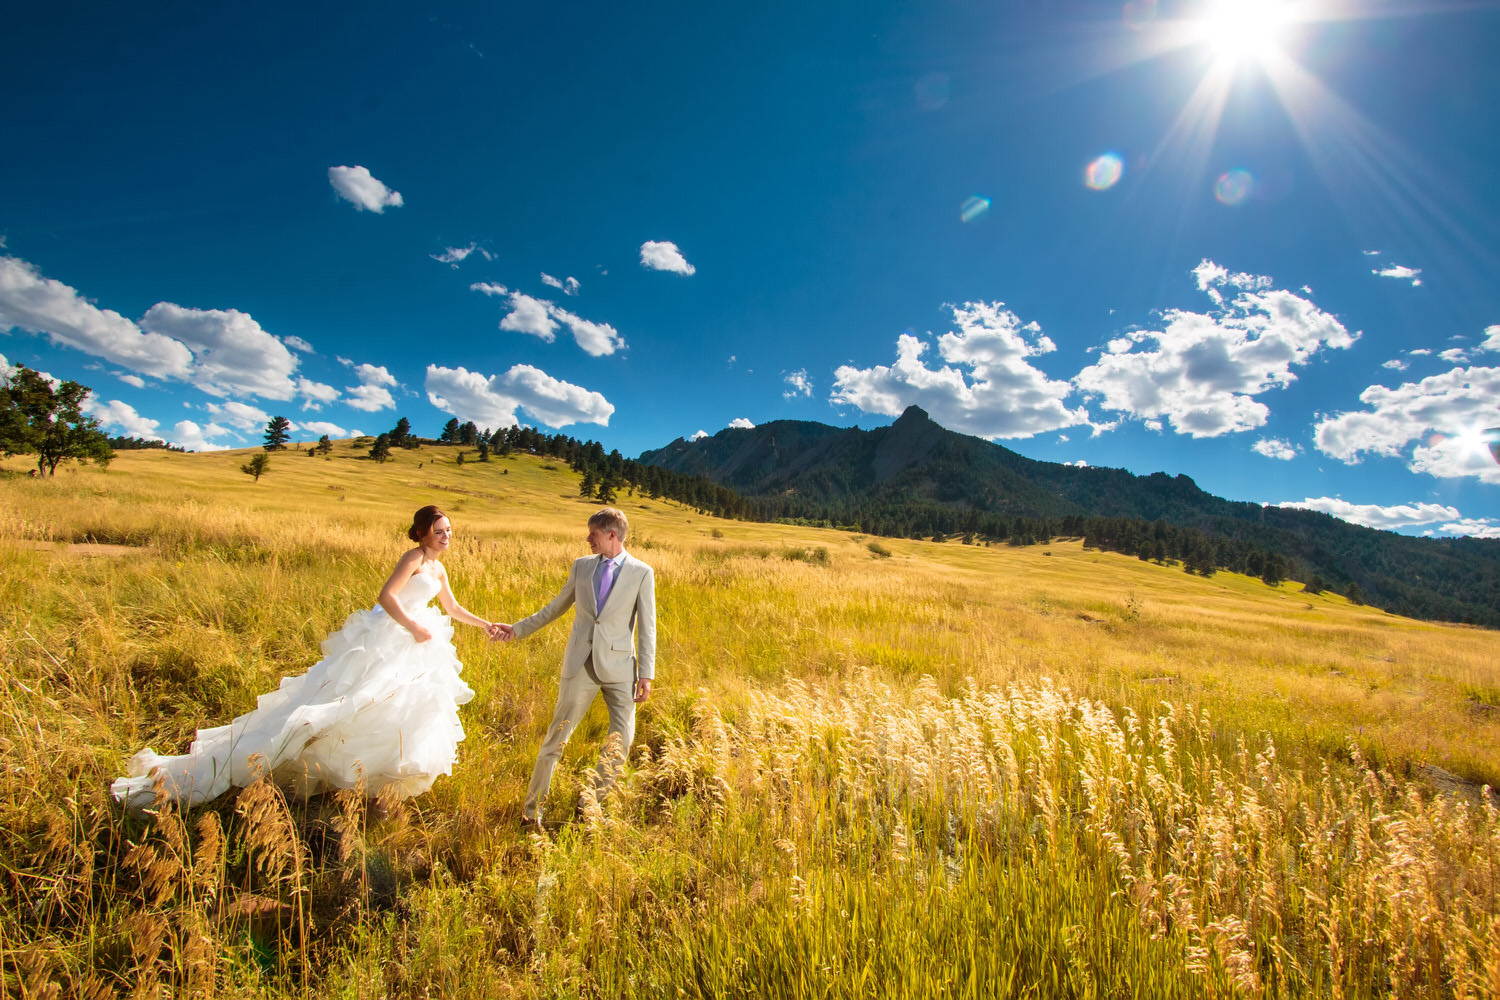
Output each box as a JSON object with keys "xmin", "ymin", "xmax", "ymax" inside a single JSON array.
[{"xmin": 111, "ymin": 603, "xmax": 475, "ymax": 810}]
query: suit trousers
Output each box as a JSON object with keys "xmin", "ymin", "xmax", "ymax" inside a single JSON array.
[{"xmin": 522, "ymin": 656, "xmax": 636, "ymax": 821}]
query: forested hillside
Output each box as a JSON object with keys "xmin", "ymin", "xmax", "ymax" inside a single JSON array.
[{"xmin": 637, "ymin": 406, "xmax": 1500, "ymax": 627}]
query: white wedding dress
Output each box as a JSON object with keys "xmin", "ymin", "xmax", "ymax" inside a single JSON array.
[{"xmin": 111, "ymin": 570, "xmax": 475, "ymax": 811}]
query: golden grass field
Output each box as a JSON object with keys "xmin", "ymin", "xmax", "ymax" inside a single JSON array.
[{"xmin": 2, "ymin": 440, "xmax": 1497, "ymax": 998}]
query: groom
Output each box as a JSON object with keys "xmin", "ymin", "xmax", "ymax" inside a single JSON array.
[{"xmin": 501, "ymin": 507, "xmax": 656, "ymax": 832}]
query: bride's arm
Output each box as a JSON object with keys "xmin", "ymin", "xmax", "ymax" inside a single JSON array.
[
  {"xmin": 378, "ymin": 548, "xmax": 433, "ymax": 642},
  {"xmin": 435, "ymin": 564, "xmax": 494, "ymax": 631}
]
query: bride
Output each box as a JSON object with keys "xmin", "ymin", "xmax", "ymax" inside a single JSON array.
[{"xmin": 112, "ymin": 505, "xmax": 495, "ymax": 811}]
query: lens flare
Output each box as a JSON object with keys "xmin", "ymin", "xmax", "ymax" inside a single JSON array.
[
  {"xmin": 960, "ymin": 196, "xmax": 991, "ymax": 222},
  {"xmin": 1215, "ymin": 168, "xmax": 1254, "ymax": 205},
  {"xmin": 1122, "ymin": 0, "xmax": 1157, "ymax": 30},
  {"xmin": 1084, "ymin": 153, "xmax": 1124, "ymax": 190},
  {"xmin": 915, "ymin": 72, "xmax": 950, "ymax": 111}
]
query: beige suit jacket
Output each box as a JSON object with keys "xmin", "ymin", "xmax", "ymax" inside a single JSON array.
[{"xmin": 512, "ymin": 551, "xmax": 656, "ymax": 685}]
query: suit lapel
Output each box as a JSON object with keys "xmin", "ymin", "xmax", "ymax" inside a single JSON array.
[{"xmin": 584, "ymin": 555, "xmax": 601, "ymax": 617}]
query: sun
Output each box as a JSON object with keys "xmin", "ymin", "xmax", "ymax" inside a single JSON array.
[{"xmin": 1196, "ymin": 0, "xmax": 1293, "ymax": 64}]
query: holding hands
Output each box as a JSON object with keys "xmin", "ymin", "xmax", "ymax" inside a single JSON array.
[{"xmin": 487, "ymin": 622, "xmax": 515, "ymax": 643}]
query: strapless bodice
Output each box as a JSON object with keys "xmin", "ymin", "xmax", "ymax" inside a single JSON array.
[{"xmin": 397, "ymin": 571, "xmax": 441, "ymax": 612}]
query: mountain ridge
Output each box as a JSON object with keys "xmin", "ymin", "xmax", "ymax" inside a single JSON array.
[{"xmin": 638, "ymin": 406, "xmax": 1500, "ymax": 627}]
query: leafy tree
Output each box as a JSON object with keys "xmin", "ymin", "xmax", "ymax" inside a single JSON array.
[
  {"xmin": 389, "ymin": 416, "xmax": 412, "ymax": 448},
  {"xmin": 438, "ymin": 418, "xmax": 460, "ymax": 443},
  {"xmin": 241, "ymin": 452, "xmax": 270, "ymax": 482},
  {"xmin": 369, "ymin": 433, "xmax": 392, "ymax": 463},
  {"xmin": 316, "ymin": 434, "xmax": 333, "ymax": 454},
  {"xmin": 263, "ymin": 415, "xmax": 292, "ymax": 451},
  {"xmin": 0, "ymin": 366, "xmax": 115, "ymax": 476}
]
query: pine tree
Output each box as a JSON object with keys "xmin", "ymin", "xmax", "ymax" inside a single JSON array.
[
  {"xmin": 241, "ymin": 452, "xmax": 270, "ymax": 482},
  {"xmin": 439, "ymin": 418, "xmax": 460, "ymax": 443},
  {"xmin": 263, "ymin": 416, "xmax": 291, "ymax": 451},
  {"xmin": 369, "ymin": 433, "xmax": 392, "ymax": 463}
]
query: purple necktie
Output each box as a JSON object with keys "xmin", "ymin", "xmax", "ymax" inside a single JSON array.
[{"xmin": 596, "ymin": 558, "xmax": 617, "ymax": 608}]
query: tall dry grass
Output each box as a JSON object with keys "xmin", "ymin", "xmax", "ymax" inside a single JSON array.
[{"xmin": 2, "ymin": 447, "xmax": 1498, "ymax": 997}]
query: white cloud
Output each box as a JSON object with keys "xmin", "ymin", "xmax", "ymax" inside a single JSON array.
[
  {"xmin": 1252, "ymin": 437, "xmax": 1298, "ymax": 460},
  {"xmin": 296, "ymin": 378, "xmax": 340, "ymax": 409},
  {"xmin": 345, "ymin": 384, "xmax": 395, "ymax": 412},
  {"xmin": 1276, "ymin": 497, "xmax": 1460, "ymax": 531},
  {"xmin": 1362, "ymin": 249, "xmax": 1382, "ymax": 256},
  {"xmin": 0, "ymin": 255, "xmax": 194, "ymax": 377},
  {"xmin": 431, "ymin": 243, "xmax": 492, "ymax": 268},
  {"xmin": 546, "ymin": 304, "xmax": 625, "ymax": 356},
  {"xmin": 425, "ymin": 364, "xmax": 613, "ymax": 429},
  {"xmin": 283, "ymin": 335, "xmax": 315, "ymax": 353},
  {"xmin": 205, "ymin": 400, "xmax": 271, "ymax": 432},
  {"xmin": 140, "ymin": 303, "xmax": 300, "ymax": 399},
  {"xmin": 1382, "ymin": 359, "xmax": 1408, "ymax": 371},
  {"xmin": 1373, "ymin": 264, "xmax": 1422, "ymax": 286},
  {"xmin": 490, "ymin": 289, "xmax": 623, "ymax": 355},
  {"xmin": 1439, "ymin": 348, "xmax": 1469, "ymax": 363},
  {"xmin": 169, "ymin": 419, "xmax": 232, "ymax": 452},
  {"xmin": 84, "ymin": 398, "xmax": 159, "ymax": 438},
  {"xmin": 1064, "ymin": 459, "xmax": 1089, "ymax": 467},
  {"xmin": 541, "ymin": 273, "xmax": 580, "ymax": 296},
  {"xmin": 1191, "ymin": 259, "xmax": 1271, "ymax": 307},
  {"xmin": 117, "ymin": 373, "xmax": 146, "ymax": 388},
  {"xmin": 1073, "ymin": 261, "xmax": 1357, "ymax": 438},
  {"xmin": 0, "ymin": 352, "xmax": 11, "ymax": 377},
  {"xmin": 499, "ymin": 292, "xmax": 559, "ymax": 341},
  {"xmin": 639, "ymin": 240, "xmax": 696, "ymax": 275},
  {"xmin": 298, "ymin": 420, "xmax": 349, "ymax": 438},
  {"xmin": 689, "ymin": 429, "xmax": 709, "ymax": 441},
  {"xmin": 1313, "ymin": 366, "xmax": 1500, "ymax": 484},
  {"xmin": 1482, "ymin": 325, "xmax": 1500, "ymax": 352},
  {"xmin": 832, "ymin": 302, "xmax": 1091, "ymax": 440},
  {"xmin": 728, "ymin": 417, "xmax": 755, "ymax": 429},
  {"xmin": 327, "ymin": 165, "xmax": 403, "ymax": 213},
  {"xmin": 470, "ymin": 281, "xmax": 509, "ymax": 297},
  {"xmin": 333, "ymin": 361, "xmax": 397, "ymax": 411},
  {"xmin": 1410, "ymin": 348, "xmax": 1432, "ymax": 356},
  {"xmin": 351, "ymin": 362, "xmax": 397, "ymax": 387},
  {"xmin": 783, "ymin": 369, "xmax": 813, "ymax": 398},
  {"xmin": 1435, "ymin": 518, "xmax": 1500, "ymax": 539}
]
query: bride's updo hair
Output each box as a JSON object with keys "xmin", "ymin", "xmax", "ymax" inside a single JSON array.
[{"xmin": 408, "ymin": 504, "xmax": 448, "ymax": 542}]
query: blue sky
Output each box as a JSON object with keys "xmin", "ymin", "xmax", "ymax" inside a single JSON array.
[{"xmin": 3, "ymin": 0, "xmax": 1499, "ymax": 536}]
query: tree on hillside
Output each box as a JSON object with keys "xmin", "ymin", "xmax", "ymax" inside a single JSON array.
[
  {"xmin": 263, "ymin": 416, "xmax": 292, "ymax": 451},
  {"xmin": 241, "ymin": 452, "xmax": 270, "ymax": 482},
  {"xmin": 316, "ymin": 434, "xmax": 333, "ymax": 454},
  {"xmin": 0, "ymin": 366, "xmax": 115, "ymax": 476},
  {"xmin": 389, "ymin": 416, "xmax": 412, "ymax": 448},
  {"xmin": 438, "ymin": 418, "xmax": 460, "ymax": 443},
  {"xmin": 369, "ymin": 433, "xmax": 392, "ymax": 463}
]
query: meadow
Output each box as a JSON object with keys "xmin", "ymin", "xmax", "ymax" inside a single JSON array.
[{"xmin": 2, "ymin": 441, "xmax": 1497, "ymax": 998}]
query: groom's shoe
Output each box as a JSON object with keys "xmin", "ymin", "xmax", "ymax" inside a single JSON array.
[{"xmin": 519, "ymin": 814, "xmax": 545, "ymax": 836}]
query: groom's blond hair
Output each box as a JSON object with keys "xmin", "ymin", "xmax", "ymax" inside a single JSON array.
[{"xmin": 589, "ymin": 507, "xmax": 629, "ymax": 543}]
